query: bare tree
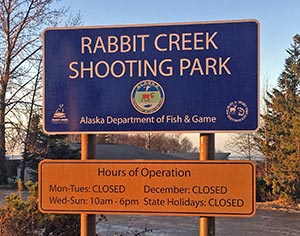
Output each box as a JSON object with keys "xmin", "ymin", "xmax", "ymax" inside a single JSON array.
[
  {"xmin": 0, "ymin": 0, "xmax": 71, "ymax": 183},
  {"xmin": 114, "ymin": 133, "xmax": 195, "ymax": 153},
  {"xmin": 180, "ymin": 136, "xmax": 195, "ymax": 152},
  {"xmin": 225, "ymin": 133, "xmax": 260, "ymax": 160}
]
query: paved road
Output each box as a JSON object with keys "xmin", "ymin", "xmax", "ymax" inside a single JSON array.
[
  {"xmin": 216, "ymin": 210, "xmax": 300, "ymax": 236},
  {"xmin": 97, "ymin": 210, "xmax": 300, "ymax": 236}
]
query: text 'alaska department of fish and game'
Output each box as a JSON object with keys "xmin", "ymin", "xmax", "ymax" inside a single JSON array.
[{"xmin": 79, "ymin": 115, "xmax": 216, "ymax": 125}]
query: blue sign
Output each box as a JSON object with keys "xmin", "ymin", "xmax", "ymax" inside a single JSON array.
[{"xmin": 43, "ymin": 20, "xmax": 259, "ymax": 133}]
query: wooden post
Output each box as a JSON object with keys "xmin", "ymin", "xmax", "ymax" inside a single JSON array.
[
  {"xmin": 199, "ymin": 133, "xmax": 215, "ymax": 236},
  {"xmin": 81, "ymin": 134, "xmax": 96, "ymax": 236}
]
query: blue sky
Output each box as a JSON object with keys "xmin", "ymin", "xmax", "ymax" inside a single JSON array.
[{"xmin": 56, "ymin": 0, "xmax": 299, "ymax": 152}]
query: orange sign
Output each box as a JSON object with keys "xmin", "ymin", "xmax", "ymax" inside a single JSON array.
[{"xmin": 38, "ymin": 160, "xmax": 255, "ymax": 217}]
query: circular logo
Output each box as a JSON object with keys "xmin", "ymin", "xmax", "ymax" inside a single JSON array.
[
  {"xmin": 131, "ymin": 80, "xmax": 165, "ymax": 114},
  {"xmin": 226, "ymin": 101, "xmax": 249, "ymax": 122}
]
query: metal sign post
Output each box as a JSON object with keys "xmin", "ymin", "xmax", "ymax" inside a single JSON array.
[
  {"xmin": 81, "ymin": 134, "xmax": 96, "ymax": 236},
  {"xmin": 200, "ymin": 133, "xmax": 215, "ymax": 236}
]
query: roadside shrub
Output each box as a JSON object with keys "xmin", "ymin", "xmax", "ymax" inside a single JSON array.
[
  {"xmin": 0, "ymin": 181, "xmax": 80, "ymax": 236},
  {"xmin": 256, "ymin": 177, "xmax": 274, "ymax": 202}
]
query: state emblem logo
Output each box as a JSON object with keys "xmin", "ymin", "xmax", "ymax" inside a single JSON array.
[
  {"xmin": 226, "ymin": 100, "xmax": 249, "ymax": 122},
  {"xmin": 52, "ymin": 104, "xmax": 68, "ymax": 124},
  {"xmin": 131, "ymin": 80, "xmax": 165, "ymax": 114}
]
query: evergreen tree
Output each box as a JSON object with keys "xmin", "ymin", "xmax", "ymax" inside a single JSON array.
[{"xmin": 257, "ymin": 35, "xmax": 300, "ymax": 201}]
